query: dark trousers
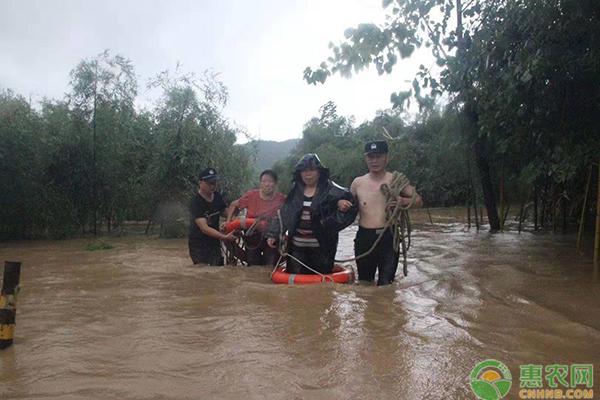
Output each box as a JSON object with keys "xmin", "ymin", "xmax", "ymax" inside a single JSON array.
[
  {"xmin": 189, "ymin": 239, "xmax": 224, "ymax": 266},
  {"xmin": 245, "ymin": 235, "xmax": 280, "ymax": 266},
  {"xmin": 287, "ymin": 245, "xmax": 333, "ymax": 274},
  {"xmin": 354, "ymin": 227, "xmax": 399, "ymax": 285}
]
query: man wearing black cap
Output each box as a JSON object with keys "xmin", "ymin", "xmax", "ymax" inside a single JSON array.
[
  {"xmin": 188, "ymin": 168, "xmax": 237, "ymax": 265},
  {"xmin": 350, "ymin": 140, "xmax": 423, "ymax": 285}
]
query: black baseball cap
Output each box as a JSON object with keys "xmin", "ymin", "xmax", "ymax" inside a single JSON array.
[
  {"xmin": 364, "ymin": 140, "xmax": 389, "ymax": 155},
  {"xmin": 199, "ymin": 167, "xmax": 218, "ymax": 181}
]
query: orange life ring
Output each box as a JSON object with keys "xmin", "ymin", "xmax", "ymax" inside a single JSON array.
[
  {"xmin": 223, "ymin": 218, "xmax": 257, "ymax": 233},
  {"xmin": 271, "ymin": 264, "xmax": 354, "ymax": 285}
]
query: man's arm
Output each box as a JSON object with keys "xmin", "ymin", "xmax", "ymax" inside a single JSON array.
[
  {"xmin": 195, "ymin": 217, "xmax": 236, "ymax": 241},
  {"xmin": 225, "ymin": 199, "xmax": 240, "ymax": 222},
  {"xmin": 350, "ymin": 177, "xmax": 358, "ymax": 198},
  {"xmin": 399, "ymin": 184, "xmax": 423, "ymax": 208}
]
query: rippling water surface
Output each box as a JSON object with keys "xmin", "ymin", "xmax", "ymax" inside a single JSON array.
[{"xmin": 1, "ymin": 213, "xmax": 599, "ymax": 399}]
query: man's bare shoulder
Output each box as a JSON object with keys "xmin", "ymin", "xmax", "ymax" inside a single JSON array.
[{"xmin": 352, "ymin": 173, "xmax": 370, "ymax": 184}]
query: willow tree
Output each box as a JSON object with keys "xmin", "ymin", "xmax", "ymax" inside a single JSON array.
[
  {"xmin": 68, "ymin": 50, "xmax": 137, "ymax": 234},
  {"xmin": 0, "ymin": 91, "xmax": 44, "ymax": 239},
  {"xmin": 146, "ymin": 68, "xmax": 252, "ymax": 236}
]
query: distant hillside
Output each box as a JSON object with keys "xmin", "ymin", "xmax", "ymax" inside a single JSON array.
[{"xmin": 244, "ymin": 139, "xmax": 299, "ymax": 172}]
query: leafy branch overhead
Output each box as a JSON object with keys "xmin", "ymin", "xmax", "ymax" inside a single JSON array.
[
  {"xmin": 303, "ymin": 0, "xmax": 600, "ymax": 232},
  {"xmin": 304, "ymin": 0, "xmax": 471, "ymax": 110}
]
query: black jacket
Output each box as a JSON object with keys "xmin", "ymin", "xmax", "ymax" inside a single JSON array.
[{"xmin": 267, "ymin": 171, "xmax": 357, "ymax": 261}]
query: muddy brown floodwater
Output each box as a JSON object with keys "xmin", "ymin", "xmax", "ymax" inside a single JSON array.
[{"xmin": 1, "ymin": 215, "xmax": 599, "ymax": 399}]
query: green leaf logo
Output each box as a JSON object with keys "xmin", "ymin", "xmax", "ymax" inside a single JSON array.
[{"xmin": 469, "ymin": 359, "xmax": 512, "ymax": 400}]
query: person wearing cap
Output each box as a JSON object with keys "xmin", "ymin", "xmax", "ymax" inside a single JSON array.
[
  {"xmin": 266, "ymin": 154, "xmax": 356, "ymax": 274},
  {"xmin": 225, "ymin": 169, "xmax": 286, "ymax": 266},
  {"xmin": 350, "ymin": 140, "xmax": 423, "ymax": 285},
  {"xmin": 188, "ymin": 167, "xmax": 237, "ymax": 265}
]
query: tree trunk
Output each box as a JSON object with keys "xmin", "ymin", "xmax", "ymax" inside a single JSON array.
[
  {"xmin": 562, "ymin": 196, "xmax": 567, "ymax": 234},
  {"xmin": 593, "ymin": 161, "xmax": 599, "ymax": 283},
  {"xmin": 463, "ymin": 101, "xmax": 500, "ymax": 232},
  {"xmin": 467, "ymin": 203, "xmax": 471, "ymax": 228},
  {"xmin": 92, "ymin": 64, "xmax": 98, "ymax": 237},
  {"xmin": 474, "ymin": 137, "xmax": 501, "ymax": 232},
  {"xmin": 469, "ymin": 159, "xmax": 480, "ymax": 231},
  {"xmin": 502, "ymin": 203, "xmax": 511, "ymax": 230},
  {"xmin": 427, "ymin": 208, "xmax": 434, "ymax": 226},
  {"xmin": 144, "ymin": 219, "xmax": 153, "ymax": 235},
  {"xmin": 518, "ymin": 199, "xmax": 525, "ymax": 234},
  {"xmin": 534, "ymin": 186, "xmax": 539, "ymax": 231},
  {"xmin": 577, "ymin": 165, "xmax": 593, "ymax": 251},
  {"xmin": 466, "ymin": 154, "xmax": 472, "ymax": 228},
  {"xmin": 499, "ymin": 163, "xmax": 505, "ymax": 230}
]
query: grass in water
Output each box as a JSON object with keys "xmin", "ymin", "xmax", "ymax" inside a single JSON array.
[{"xmin": 85, "ymin": 241, "xmax": 113, "ymax": 251}]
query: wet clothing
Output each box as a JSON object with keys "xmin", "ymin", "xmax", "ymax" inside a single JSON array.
[
  {"xmin": 188, "ymin": 191, "xmax": 227, "ymax": 265},
  {"xmin": 235, "ymin": 189, "xmax": 285, "ymax": 266},
  {"xmin": 189, "ymin": 244, "xmax": 224, "ymax": 266},
  {"xmin": 267, "ymin": 170, "xmax": 357, "ymax": 274},
  {"xmin": 291, "ymin": 196, "xmax": 319, "ymax": 248},
  {"xmin": 237, "ymin": 190, "xmax": 285, "ymax": 223},
  {"xmin": 354, "ymin": 227, "xmax": 400, "ymax": 285},
  {"xmin": 244, "ymin": 235, "xmax": 280, "ymax": 266},
  {"xmin": 287, "ymin": 246, "xmax": 331, "ymax": 274}
]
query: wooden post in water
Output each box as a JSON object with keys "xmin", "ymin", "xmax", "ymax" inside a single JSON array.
[
  {"xmin": 0, "ymin": 261, "xmax": 21, "ymax": 349},
  {"xmin": 593, "ymin": 162, "xmax": 600, "ymax": 283}
]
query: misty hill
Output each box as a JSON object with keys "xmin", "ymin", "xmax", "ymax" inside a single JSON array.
[{"xmin": 244, "ymin": 139, "xmax": 299, "ymax": 172}]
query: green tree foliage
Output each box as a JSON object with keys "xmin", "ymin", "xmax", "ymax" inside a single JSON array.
[
  {"xmin": 0, "ymin": 54, "xmax": 252, "ymax": 240},
  {"xmin": 67, "ymin": 50, "xmax": 139, "ymax": 234},
  {"xmin": 275, "ymin": 101, "xmax": 469, "ymax": 206},
  {"xmin": 0, "ymin": 90, "xmax": 45, "ymax": 239},
  {"xmin": 147, "ymin": 69, "xmax": 252, "ymax": 204},
  {"xmin": 305, "ymin": 0, "xmax": 600, "ymax": 231}
]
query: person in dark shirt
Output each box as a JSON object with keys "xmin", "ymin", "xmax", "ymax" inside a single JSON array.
[{"xmin": 188, "ymin": 168, "xmax": 237, "ymax": 265}]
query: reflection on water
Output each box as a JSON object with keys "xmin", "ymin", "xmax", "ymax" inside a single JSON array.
[{"xmin": 1, "ymin": 217, "xmax": 599, "ymax": 399}]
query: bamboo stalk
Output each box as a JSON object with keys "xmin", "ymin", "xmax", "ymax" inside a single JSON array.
[
  {"xmin": 499, "ymin": 164, "xmax": 505, "ymax": 230},
  {"xmin": 534, "ymin": 186, "xmax": 539, "ymax": 231},
  {"xmin": 427, "ymin": 208, "xmax": 434, "ymax": 226},
  {"xmin": 467, "ymin": 202, "xmax": 471, "ymax": 229},
  {"xmin": 467, "ymin": 159, "xmax": 472, "ymax": 229},
  {"xmin": 518, "ymin": 188, "xmax": 530, "ymax": 234},
  {"xmin": 502, "ymin": 203, "xmax": 511, "ymax": 230},
  {"xmin": 593, "ymin": 161, "xmax": 599, "ymax": 283},
  {"xmin": 472, "ymin": 168, "xmax": 480, "ymax": 231},
  {"xmin": 552, "ymin": 192, "xmax": 558, "ymax": 234},
  {"xmin": 577, "ymin": 165, "xmax": 593, "ymax": 251},
  {"xmin": 562, "ymin": 195, "xmax": 567, "ymax": 234}
]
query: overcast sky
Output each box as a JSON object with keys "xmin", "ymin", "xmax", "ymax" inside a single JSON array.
[{"xmin": 1, "ymin": 0, "xmax": 432, "ymax": 142}]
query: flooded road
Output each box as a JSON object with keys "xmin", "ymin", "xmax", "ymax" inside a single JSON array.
[{"xmin": 1, "ymin": 216, "xmax": 599, "ymax": 399}]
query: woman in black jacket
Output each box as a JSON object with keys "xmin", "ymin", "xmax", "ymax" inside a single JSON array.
[{"xmin": 266, "ymin": 154, "xmax": 357, "ymax": 274}]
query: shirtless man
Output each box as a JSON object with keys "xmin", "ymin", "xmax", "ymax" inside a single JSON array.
[{"xmin": 348, "ymin": 140, "xmax": 423, "ymax": 285}]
